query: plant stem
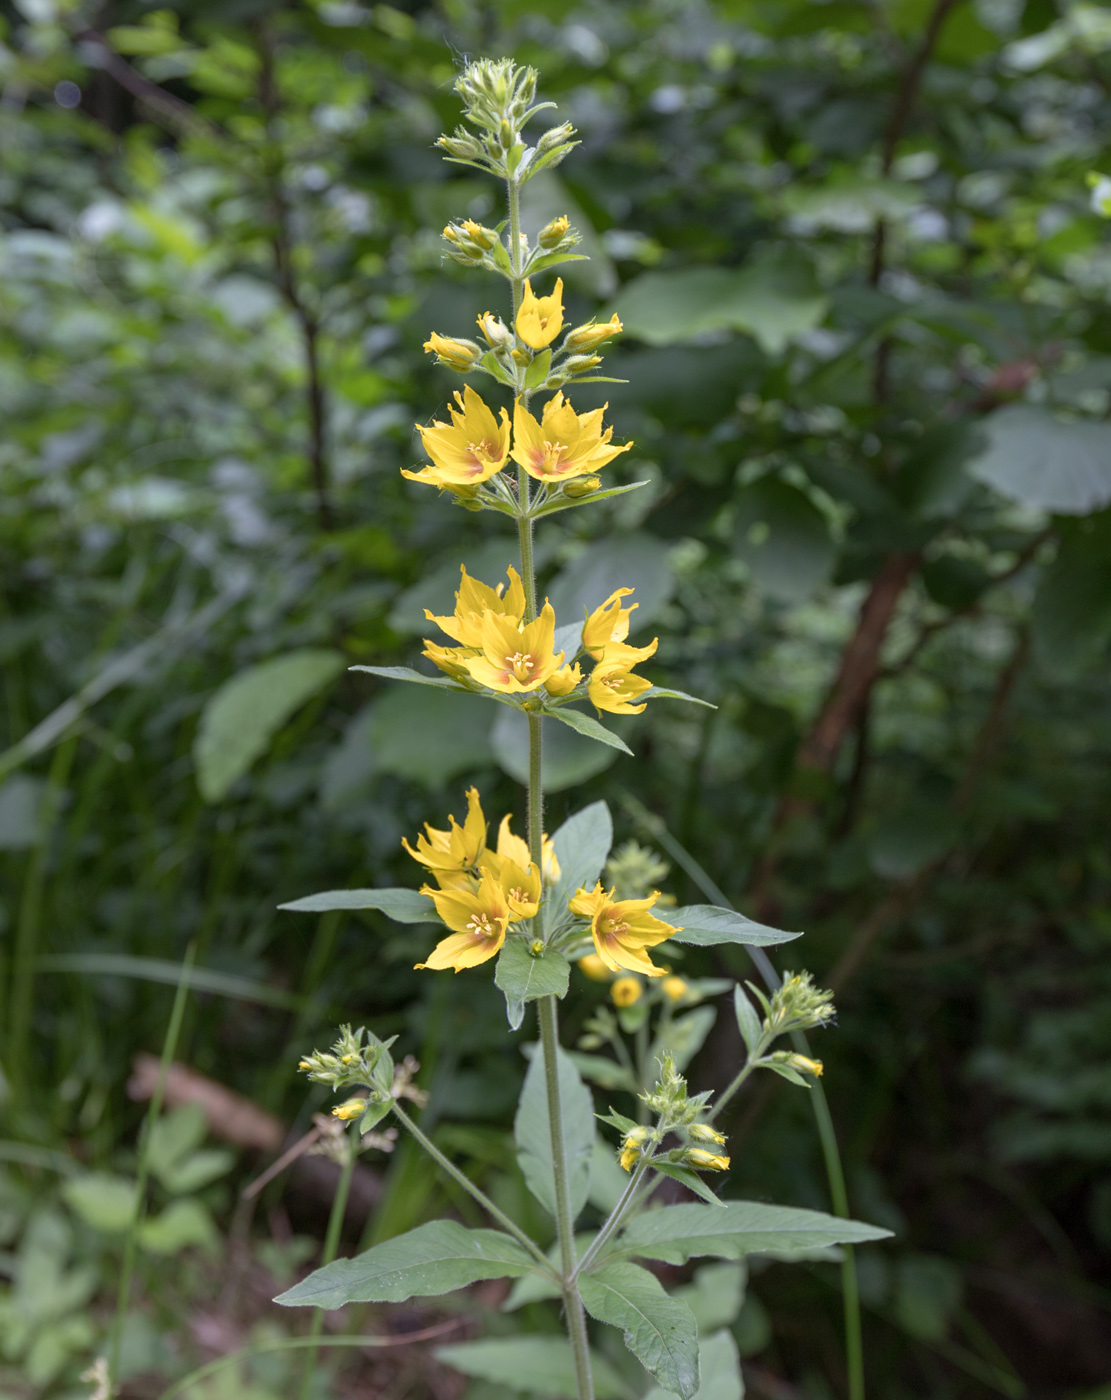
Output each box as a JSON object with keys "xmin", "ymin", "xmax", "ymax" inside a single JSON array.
[
  {"xmin": 539, "ymin": 996, "xmax": 595, "ymax": 1400},
  {"xmin": 391, "ymin": 1101, "xmax": 556, "ymax": 1276},
  {"xmin": 298, "ymin": 1132, "xmax": 358, "ymax": 1400},
  {"xmin": 108, "ymin": 942, "xmax": 196, "ymax": 1389},
  {"xmin": 574, "ymin": 1151, "xmax": 651, "ymax": 1279}
]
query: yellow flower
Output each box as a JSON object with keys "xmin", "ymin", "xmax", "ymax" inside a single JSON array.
[
  {"xmin": 545, "ymin": 661, "xmax": 582, "ymax": 697},
  {"xmin": 515, "ymin": 277, "xmax": 564, "ymax": 348},
  {"xmin": 425, "ymin": 565, "xmax": 526, "ymax": 648},
  {"xmin": 662, "ymin": 976, "xmax": 689, "ymax": 1002},
  {"xmin": 686, "ymin": 1148, "xmax": 730, "ymax": 1172},
  {"xmin": 332, "ymin": 1099, "xmax": 365, "ymax": 1121},
  {"xmin": 565, "ymin": 313, "xmax": 623, "ymax": 353},
  {"xmin": 578, "ymin": 953, "xmax": 609, "ymax": 981},
  {"xmin": 568, "ymin": 882, "xmax": 678, "ymax": 977},
  {"xmin": 511, "ymin": 393, "xmax": 632, "ymax": 483},
  {"xmin": 583, "ymin": 588, "xmax": 637, "ymax": 659},
  {"xmin": 486, "ymin": 854, "xmax": 541, "ymax": 920},
  {"xmin": 538, "ymin": 215, "xmax": 570, "ymax": 248},
  {"xmin": 618, "ymin": 1125, "xmax": 650, "ymax": 1172},
  {"xmin": 422, "ymin": 640, "xmax": 476, "ymax": 680},
  {"xmin": 403, "ymin": 786, "xmax": 486, "ymax": 874},
  {"xmin": 404, "ymin": 385, "xmax": 511, "ymax": 488},
  {"xmin": 423, "ymin": 332, "xmax": 481, "ymax": 371},
  {"xmin": 417, "ymin": 872, "xmax": 510, "ymax": 971},
  {"xmin": 689, "ymin": 1122, "xmax": 727, "ymax": 1146},
  {"xmin": 588, "ymin": 662, "xmax": 653, "ymax": 716},
  {"xmin": 611, "ymin": 976, "xmax": 642, "ymax": 1007},
  {"xmin": 462, "ymin": 603, "xmax": 565, "ymax": 693},
  {"xmin": 785, "ymin": 1054, "xmax": 824, "ymax": 1078},
  {"xmin": 495, "ymin": 813, "xmax": 561, "ymax": 882}
]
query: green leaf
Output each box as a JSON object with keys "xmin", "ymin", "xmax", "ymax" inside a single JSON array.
[
  {"xmin": 568, "ymin": 1051, "xmax": 637, "ymax": 1092},
  {"xmin": 515, "ymin": 1039, "xmax": 595, "ymax": 1222},
  {"xmin": 36, "ymin": 952, "xmax": 301, "ymax": 1010},
  {"xmin": 523, "ymin": 250, "xmax": 591, "ymax": 276},
  {"xmin": 547, "ymin": 531, "xmax": 674, "ymax": 628},
  {"xmin": 734, "ymin": 477, "xmax": 836, "ymax": 603},
  {"xmin": 966, "ymin": 405, "xmax": 1111, "ymax": 514},
  {"xmin": 662, "ymin": 905, "xmax": 800, "ymax": 949},
  {"xmin": 551, "ymin": 800, "xmax": 613, "ymax": 902},
  {"xmin": 612, "ymin": 250, "xmax": 827, "ymax": 356},
  {"xmin": 546, "ymin": 706, "xmax": 633, "ymax": 754},
  {"xmin": 491, "ymin": 707, "xmax": 621, "ymax": 792},
  {"xmin": 524, "ymin": 348, "xmax": 553, "ymax": 389},
  {"xmin": 1031, "ymin": 508, "xmax": 1111, "ymax": 673},
  {"xmin": 194, "ymin": 649, "xmax": 345, "ymax": 801},
  {"xmin": 139, "ymin": 1199, "xmax": 219, "ymax": 1255},
  {"xmin": 364, "ymin": 685, "xmax": 495, "ymax": 786},
  {"xmin": 578, "ymin": 1260, "xmax": 700, "ymax": 1400},
  {"xmin": 278, "ymin": 887, "xmax": 435, "ymax": 923},
  {"xmin": 643, "ymin": 1330, "xmax": 744, "ymax": 1400},
  {"xmin": 589, "ymin": 1136, "xmax": 629, "ymax": 1212},
  {"xmin": 533, "ymin": 481, "xmax": 652, "ymax": 518},
  {"xmin": 495, "ymin": 941, "xmax": 571, "ymax": 1030},
  {"xmin": 435, "ymin": 1337, "xmax": 626, "ymax": 1398},
  {"xmin": 348, "ymin": 664, "xmax": 468, "ymax": 690},
  {"xmin": 614, "ymin": 1202, "xmax": 893, "ymax": 1266},
  {"xmin": 640, "ymin": 686, "xmax": 716, "ymax": 708},
  {"xmin": 733, "ymin": 986, "xmax": 763, "ymax": 1056},
  {"xmin": 479, "ymin": 348, "xmax": 518, "ymax": 386},
  {"xmin": 274, "ymin": 1221, "xmax": 536, "ymax": 1308},
  {"xmin": 674, "ymin": 1263, "xmax": 748, "ymax": 1335},
  {"xmin": 764, "ymin": 1062, "xmax": 812, "ymax": 1088},
  {"xmin": 155, "ymin": 1147, "xmax": 233, "ymax": 1195},
  {"xmin": 650, "ymin": 1162, "xmax": 728, "ymax": 1209},
  {"xmin": 61, "ymin": 1174, "xmax": 138, "ymax": 1233}
]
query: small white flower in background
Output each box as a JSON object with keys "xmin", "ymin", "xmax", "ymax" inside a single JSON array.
[
  {"xmin": 1089, "ymin": 174, "xmax": 1111, "ymax": 218},
  {"xmin": 81, "ymin": 1358, "xmax": 111, "ymax": 1400}
]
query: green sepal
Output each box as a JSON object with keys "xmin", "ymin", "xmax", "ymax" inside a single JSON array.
[
  {"xmin": 495, "ymin": 940, "xmax": 570, "ymax": 1030},
  {"xmin": 479, "ymin": 349, "xmax": 518, "ymax": 386},
  {"xmin": 597, "ymin": 1107, "xmax": 639, "ymax": 1135}
]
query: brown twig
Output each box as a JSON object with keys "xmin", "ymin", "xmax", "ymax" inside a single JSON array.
[
  {"xmin": 256, "ymin": 25, "xmax": 334, "ymax": 531},
  {"xmin": 74, "ymin": 30, "xmax": 215, "ymax": 137}
]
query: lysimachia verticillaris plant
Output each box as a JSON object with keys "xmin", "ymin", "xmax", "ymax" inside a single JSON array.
[{"xmin": 275, "ymin": 59, "xmax": 890, "ymax": 1400}]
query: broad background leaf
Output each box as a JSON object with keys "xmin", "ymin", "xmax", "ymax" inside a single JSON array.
[
  {"xmin": 579, "ymin": 1260, "xmax": 700, "ymax": 1400},
  {"xmin": 515, "ymin": 1039, "xmax": 595, "ymax": 1221}
]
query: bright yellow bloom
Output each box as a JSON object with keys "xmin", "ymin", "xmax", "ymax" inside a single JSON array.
[
  {"xmin": 422, "ymin": 640, "xmax": 476, "ymax": 679},
  {"xmin": 511, "ymin": 393, "xmax": 632, "ymax": 483},
  {"xmin": 403, "ymin": 787, "xmax": 486, "ymax": 874},
  {"xmin": 425, "ymin": 565, "xmax": 526, "ymax": 648},
  {"xmin": 662, "ymin": 976, "xmax": 689, "ymax": 1002},
  {"xmin": 515, "ymin": 277, "xmax": 564, "ymax": 349},
  {"xmin": 493, "ymin": 855, "xmax": 542, "ymax": 920},
  {"xmin": 565, "ymin": 313, "xmax": 623, "ymax": 353},
  {"xmin": 417, "ymin": 872, "xmax": 510, "ymax": 971},
  {"xmin": 686, "ymin": 1148, "xmax": 730, "ymax": 1172},
  {"xmin": 568, "ymin": 882, "xmax": 678, "ymax": 977},
  {"xmin": 423, "ymin": 332, "xmax": 480, "ymax": 371},
  {"xmin": 405, "ymin": 385, "xmax": 511, "ymax": 488},
  {"xmin": 332, "ymin": 1099, "xmax": 365, "ymax": 1121},
  {"xmin": 495, "ymin": 814, "xmax": 560, "ymax": 882},
  {"xmin": 545, "ymin": 661, "xmax": 582, "ymax": 697},
  {"xmin": 588, "ymin": 662, "xmax": 653, "ymax": 716},
  {"xmin": 619, "ymin": 1125, "xmax": 650, "ymax": 1172},
  {"xmin": 462, "ymin": 603, "xmax": 565, "ymax": 693},
  {"xmin": 611, "ymin": 976, "xmax": 642, "ymax": 1007},
  {"xmin": 689, "ymin": 1123, "xmax": 727, "ymax": 1146},
  {"xmin": 578, "ymin": 953, "xmax": 609, "ymax": 981},
  {"xmin": 594, "ymin": 638, "xmax": 658, "ymax": 669},
  {"xmin": 583, "ymin": 588, "xmax": 637, "ymax": 659}
]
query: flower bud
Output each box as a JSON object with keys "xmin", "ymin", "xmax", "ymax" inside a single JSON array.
[
  {"xmin": 332, "ymin": 1098, "xmax": 366, "ymax": 1121},
  {"xmin": 561, "ymin": 475, "xmax": 601, "ymax": 499},
  {"xmin": 436, "ymin": 131, "xmax": 483, "ymax": 161},
  {"xmin": 578, "ymin": 953, "xmax": 609, "ymax": 981},
  {"xmin": 476, "ymin": 311, "xmax": 514, "ymax": 349},
  {"xmin": 462, "ymin": 219, "xmax": 498, "ymax": 250},
  {"xmin": 423, "ymin": 333, "xmax": 481, "ymax": 372},
  {"xmin": 537, "ymin": 122, "xmax": 575, "ymax": 154},
  {"xmin": 562, "ymin": 353, "xmax": 602, "ymax": 374},
  {"xmin": 685, "ymin": 1147, "xmax": 730, "ymax": 1172},
  {"xmin": 688, "ymin": 1122, "xmax": 727, "ymax": 1146},
  {"xmin": 611, "ymin": 976, "xmax": 642, "ymax": 1008},
  {"xmin": 565, "ymin": 313, "xmax": 623, "ymax": 353},
  {"xmin": 538, "ymin": 214, "xmax": 570, "ymax": 249}
]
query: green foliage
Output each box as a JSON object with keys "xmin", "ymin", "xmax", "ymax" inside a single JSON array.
[
  {"xmin": 514, "ymin": 1042, "xmax": 594, "ymax": 1220},
  {"xmin": 578, "ymin": 1261, "xmax": 700, "ymax": 1399},
  {"xmin": 612, "ymin": 1202, "xmax": 891, "ymax": 1266}
]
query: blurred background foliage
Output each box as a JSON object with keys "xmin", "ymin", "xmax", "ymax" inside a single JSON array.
[{"xmin": 0, "ymin": 0, "xmax": 1109, "ymax": 1396}]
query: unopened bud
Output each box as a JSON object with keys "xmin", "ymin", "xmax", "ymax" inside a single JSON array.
[
  {"xmin": 462, "ymin": 219, "xmax": 497, "ymax": 250},
  {"xmin": 563, "ymin": 353, "xmax": 602, "ymax": 374},
  {"xmin": 332, "ymin": 1099, "xmax": 365, "ymax": 1122},
  {"xmin": 537, "ymin": 122, "xmax": 575, "ymax": 153},
  {"xmin": 423, "ymin": 333, "xmax": 481, "ymax": 372},
  {"xmin": 476, "ymin": 311, "xmax": 514, "ymax": 349},
  {"xmin": 565, "ymin": 313, "xmax": 623, "ymax": 352},
  {"xmin": 685, "ymin": 1147, "xmax": 730, "ymax": 1172},
  {"xmin": 500, "ymin": 119, "xmax": 515, "ymax": 149},
  {"xmin": 562, "ymin": 475, "xmax": 601, "ymax": 499},
  {"xmin": 538, "ymin": 215, "xmax": 571, "ymax": 249},
  {"xmin": 688, "ymin": 1122, "xmax": 727, "ymax": 1146},
  {"xmin": 436, "ymin": 132, "xmax": 483, "ymax": 161}
]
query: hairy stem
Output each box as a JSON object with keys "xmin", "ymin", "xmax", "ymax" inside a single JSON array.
[{"xmin": 574, "ymin": 1150, "xmax": 652, "ymax": 1279}]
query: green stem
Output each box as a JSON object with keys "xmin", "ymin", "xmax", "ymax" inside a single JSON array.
[
  {"xmin": 709, "ymin": 1035, "xmax": 772, "ymax": 1123},
  {"xmin": 391, "ymin": 1101, "xmax": 556, "ymax": 1277},
  {"xmin": 574, "ymin": 1150, "xmax": 651, "ymax": 1280},
  {"xmin": 109, "ymin": 942, "xmax": 196, "ymax": 1389},
  {"xmin": 539, "ymin": 996, "xmax": 595, "ymax": 1400},
  {"xmin": 298, "ymin": 1132, "xmax": 358, "ymax": 1400}
]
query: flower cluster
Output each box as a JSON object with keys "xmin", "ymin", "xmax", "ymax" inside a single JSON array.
[
  {"xmin": 422, "ymin": 565, "xmax": 660, "ymax": 716},
  {"xmin": 603, "ymin": 1054, "xmax": 730, "ymax": 1178},
  {"xmin": 403, "ymin": 788, "xmax": 682, "ymax": 977}
]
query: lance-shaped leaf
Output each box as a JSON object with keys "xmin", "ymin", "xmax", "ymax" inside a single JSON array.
[
  {"xmin": 495, "ymin": 941, "xmax": 570, "ymax": 1030},
  {"xmin": 640, "ymin": 686, "xmax": 716, "ymax": 709},
  {"xmin": 611, "ymin": 1202, "xmax": 892, "ymax": 1266},
  {"xmin": 662, "ymin": 905, "xmax": 801, "ymax": 949},
  {"xmin": 274, "ymin": 1221, "xmax": 536, "ymax": 1308},
  {"xmin": 643, "ymin": 1330, "xmax": 743, "ymax": 1400},
  {"xmin": 349, "ymin": 664, "xmax": 470, "ymax": 690},
  {"xmin": 551, "ymin": 800, "xmax": 613, "ymax": 901},
  {"xmin": 515, "ymin": 1039, "xmax": 594, "ymax": 1221},
  {"xmin": 278, "ymin": 887, "xmax": 435, "ymax": 923},
  {"xmin": 733, "ymin": 984, "xmax": 764, "ymax": 1056},
  {"xmin": 436, "ymin": 1337, "xmax": 626, "ymax": 1399},
  {"xmin": 546, "ymin": 705, "xmax": 633, "ymax": 755},
  {"xmin": 579, "ymin": 1261, "xmax": 700, "ymax": 1400},
  {"xmin": 650, "ymin": 1161, "xmax": 727, "ymax": 1209},
  {"xmin": 534, "ymin": 481, "xmax": 651, "ymax": 518}
]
